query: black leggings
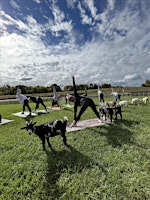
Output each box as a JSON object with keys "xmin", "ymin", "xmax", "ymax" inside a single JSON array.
[
  {"xmin": 35, "ymin": 98, "xmax": 47, "ymax": 110},
  {"xmin": 75, "ymin": 102, "xmax": 100, "ymax": 122},
  {"xmin": 52, "ymin": 100, "xmax": 60, "ymax": 107},
  {"xmin": 23, "ymin": 99, "xmax": 31, "ymax": 113}
]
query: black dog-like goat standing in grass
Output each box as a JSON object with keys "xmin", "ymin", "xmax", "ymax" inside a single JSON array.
[
  {"xmin": 21, "ymin": 117, "xmax": 68, "ymax": 150},
  {"xmin": 99, "ymin": 105, "xmax": 122, "ymax": 122}
]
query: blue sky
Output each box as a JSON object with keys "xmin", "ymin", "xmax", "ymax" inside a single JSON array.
[{"xmin": 0, "ymin": 0, "xmax": 150, "ymax": 87}]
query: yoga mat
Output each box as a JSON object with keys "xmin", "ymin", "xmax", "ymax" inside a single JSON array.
[
  {"xmin": 12, "ymin": 112, "xmax": 37, "ymax": 118},
  {"xmin": 47, "ymin": 106, "xmax": 64, "ymax": 110},
  {"xmin": 32, "ymin": 110, "xmax": 51, "ymax": 114},
  {"xmin": 66, "ymin": 118, "xmax": 111, "ymax": 132},
  {"xmin": 0, "ymin": 119, "xmax": 14, "ymax": 125}
]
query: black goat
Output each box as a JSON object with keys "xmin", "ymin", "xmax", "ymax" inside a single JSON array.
[
  {"xmin": 99, "ymin": 107, "xmax": 113, "ymax": 122},
  {"xmin": 113, "ymin": 105, "xmax": 122, "ymax": 120},
  {"xmin": 21, "ymin": 117, "xmax": 68, "ymax": 150},
  {"xmin": 99, "ymin": 105, "xmax": 122, "ymax": 122}
]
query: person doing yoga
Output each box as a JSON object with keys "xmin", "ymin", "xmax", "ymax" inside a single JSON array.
[
  {"xmin": 69, "ymin": 76, "xmax": 101, "ymax": 126},
  {"xmin": 16, "ymin": 88, "xmax": 32, "ymax": 116},
  {"xmin": 52, "ymin": 87, "xmax": 60, "ymax": 107}
]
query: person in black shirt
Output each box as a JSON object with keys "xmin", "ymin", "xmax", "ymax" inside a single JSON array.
[
  {"xmin": 28, "ymin": 96, "xmax": 47, "ymax": 111},
  {"xmin": 69, "ymin": 76, "xmax": 101, "ymax": 126},
  {"xmin": 98, "ymin": 86, "xmax": 105, "ymax": 103}
]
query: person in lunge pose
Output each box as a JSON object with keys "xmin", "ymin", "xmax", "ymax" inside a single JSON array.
[
  {"xmin": 52, "ymin": 87, "xmax": 60, "ymax": 107},
  {"xmin": 16, "ymin": 88, "xmax": 32, "ymax": 115},
  {"xmin": 69, "ymin": 76, "xmax": 101, "ymax": 126},
  {"xmin": 28, "ymin": 96, "xmax": 47, "ymax": 111}
]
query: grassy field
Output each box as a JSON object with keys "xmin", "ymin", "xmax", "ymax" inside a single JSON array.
[{"xmin": 0, "ymin": 96, "xmax": 150, "ymax": 200}]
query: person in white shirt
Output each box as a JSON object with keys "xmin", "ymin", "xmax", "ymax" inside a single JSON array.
[
  {"xmin": 111, "ymin": 88, "xmax": 121, "ymax": 101},
  {"xmin": 112, "ymin": 91, "xmax": 121, "ymax": 101},
  {"xmin": 16, "ymin": 88, "xmax": 31, "ymax": 115},
  {"xmin": 52, "ymin": 87, "xmax": 60, "ymax": 107}
]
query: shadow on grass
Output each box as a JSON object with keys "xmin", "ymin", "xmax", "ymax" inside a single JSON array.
[
  {"xmin": 43, "ymin": 145, "xmax": 93, "ymax": 199},
  {"xmin": 91, "ymin": 119, "xmax": 140, "ymax": 148},
  {"xmin": 63, "ymin": 107, "xmax": 74, "ymax": 112}
]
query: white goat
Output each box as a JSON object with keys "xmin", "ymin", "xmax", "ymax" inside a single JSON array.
[
  {"xmin": 131, "ymin": 98, "xmax": 141, "ymax": 105},
  {"xmin": 141, "ymin": 97, "xmax": 149, "ymax": 104},
  {"xmin": 105, "ymin": 101, "xmax": 117, "ymax": 107},
  {"xmin": 118, "ymin": 100, "xmax": 128, "ymax": 107}
]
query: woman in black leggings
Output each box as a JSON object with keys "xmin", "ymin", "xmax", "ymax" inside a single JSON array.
[{"xmin": 69, "ymin": 76, "xmax": 101, "ymax": 126}]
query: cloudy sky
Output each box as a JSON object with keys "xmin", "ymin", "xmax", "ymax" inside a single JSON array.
[{"xmin": 0, "ymin": 0, "xmax": 150, "ymax": 87}]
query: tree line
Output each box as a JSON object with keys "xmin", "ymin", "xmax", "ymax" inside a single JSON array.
[
  {"xmin": 0, "ymin": 83, "xmax": 112, "ymax": 95},
  {"xmin": 0, "ymin": 80, "xmax": 149, "ymax": 95}
]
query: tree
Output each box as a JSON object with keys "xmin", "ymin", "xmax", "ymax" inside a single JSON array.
[
  {"xmin": 101, "ymin": 83, "xmax": 112, "ymax": 88},
  {"xmin": 141, "ymin": 80, "xmax": 150, "ymax": 87}
]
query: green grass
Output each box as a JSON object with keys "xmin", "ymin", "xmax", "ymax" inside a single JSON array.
[{"xmin": 0, "ymin": 97, "xmax": 150, "ymax": 200}]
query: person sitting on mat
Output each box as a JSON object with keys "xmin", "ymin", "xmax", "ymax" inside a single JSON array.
[
  {"xmin": 28, "ymin": 96, "xmax": 47, "ymax": 111},
  {"xmin": 68, "ymin": 76, "xmax": 101, "ymax": 127},
  {"xmin": 16, "ymin": 88, "xmax": 32, "ymax": 116},
  {"xmin": 52, "ymin": 87, "xmax": 60, "ymax": 107}
]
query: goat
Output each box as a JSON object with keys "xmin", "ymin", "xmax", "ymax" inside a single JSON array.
[
  {"xmin": 21, "ymin": 117, "xmax": 68, "ymax": 150},
  {"xmin": 105, "ymin": 101, "xmax": 117, "ymax": 107},
  {"xmin": 141, "ymin": 97, "xmax": 149, "ymax": 104},
  {"xmin": 113, "ymin": 105, "xmax": 122, "ymax": 120},
  {"xmin": 131, "ymin": 98, "xmax": 141, "ymax": 105},
  {"xmin": 118, "ymin": 100, "xmax": 128, "ymax": 107},
  {"xmin": 99, "ymin": 107, "xmax": 114, "ymax": 122}
]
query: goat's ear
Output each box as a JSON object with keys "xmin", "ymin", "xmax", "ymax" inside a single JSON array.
[
  {"xmin": 21, "ymin": 126, "xmax": 26, "ymax": 130},
  {"xmin": 63, "ymin": 116, "xmax": 68, "ymax": 121}
]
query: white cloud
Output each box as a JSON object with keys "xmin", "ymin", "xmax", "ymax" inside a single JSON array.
[
  {"xmin": 33, "ymin": 0, "xmax": 41, "ymax": 3},
  {"xmin": 107, "ymin": 0, "xmax": 116, "ymax": 11},
  {"xmin": 66, "ymin": 0, "xmax": 78, "ymax": 8},
  {"xmin": 78, "ymin": 2, "xmax": 92, "ymax": 25},
  {"xmin": 124, "ymin": 74, "xmax": 141, "ymax": 81},
  {"xmin": 0, "ymin": 0, "xmax": 149, "ymax": 87},
  {"xmin": 145, "ymin": 68, "xmax": 150, "ymax": 74},
  {"xmin": 50, "ymin": 21, "xmax": 73, "ymax": 35},
  {"xmin": 51, "ymin": 2, "xmax": 65, "ymax": 23},
  {"xmin": 84, "ymin": 0, "xmax": 97, "ymax": 19},
  {"xmin": 10, "ymin": 0, "xmax": 20, "ymax": 10}
]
